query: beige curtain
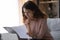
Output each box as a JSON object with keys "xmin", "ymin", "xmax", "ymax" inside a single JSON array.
[{"xmin": 18, "ymin": 0, "xmax": 28, "ymax": 25}]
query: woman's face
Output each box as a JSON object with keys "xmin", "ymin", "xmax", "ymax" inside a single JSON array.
[{"xmin": 23, "ymin": 8, "xmax": 34, "ymax": 19}]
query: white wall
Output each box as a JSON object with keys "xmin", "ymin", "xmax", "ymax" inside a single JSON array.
[
  {"xmin": 0, "ymin": 0, "xmax": 28, "ymax": 33},
  {"xmin": 0, "ymin": 0, "xmax": 20, "ymax": 27}
]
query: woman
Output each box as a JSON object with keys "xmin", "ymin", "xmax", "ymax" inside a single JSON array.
[{"xmin": 22, "ymin": 1, "xmax": 53, "ymax": 40}]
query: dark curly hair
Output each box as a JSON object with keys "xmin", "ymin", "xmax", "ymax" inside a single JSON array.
[{"xmin": 22, "ymin": 1, "xmax": 48, "ymax": 22}]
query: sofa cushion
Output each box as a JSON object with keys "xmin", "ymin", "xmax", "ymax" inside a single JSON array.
[
  {"xmin": 0, "ymin": 34, "xmax": 1, "ymax": 40},
  {"xmin": 50, "ymin": 31, "xmax": 60, "ymax": 40},
  {"xmin": 47, "ymin": 18, "xmax": 60, "ymax": 31},
  {"xmin": 1, "ymin": 33, "xmax": 18, "ymax": 40}
]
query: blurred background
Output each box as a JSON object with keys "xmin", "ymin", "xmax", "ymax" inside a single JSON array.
[{"xmin": 0, "ymin": 0, "xmax": 59, "ymax": 33}]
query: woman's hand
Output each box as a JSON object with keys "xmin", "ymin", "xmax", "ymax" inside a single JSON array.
[{"xmin": 27, "ymin": 31, "xmax": 37, "ymax": 38}]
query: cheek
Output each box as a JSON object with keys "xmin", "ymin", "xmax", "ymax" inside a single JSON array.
[
  {"xmin": 25, "ymin": 13, "xmax": 27, "ymax": 16},
  {"xmin": 30, "ymin": 13, "xmax": 33, "ymax": 17},
  {"xmin": 25, "ymin": 13, "xmax": 29, "ymax": 17}
]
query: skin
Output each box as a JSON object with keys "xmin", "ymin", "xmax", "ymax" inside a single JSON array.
[
  {"xmin": 23, "ymin": 8, "xmax": 34, "ymax": 20},
  {"xmin": 23, "ymin": 8, "xmax": 36, "ymax": 37}
]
